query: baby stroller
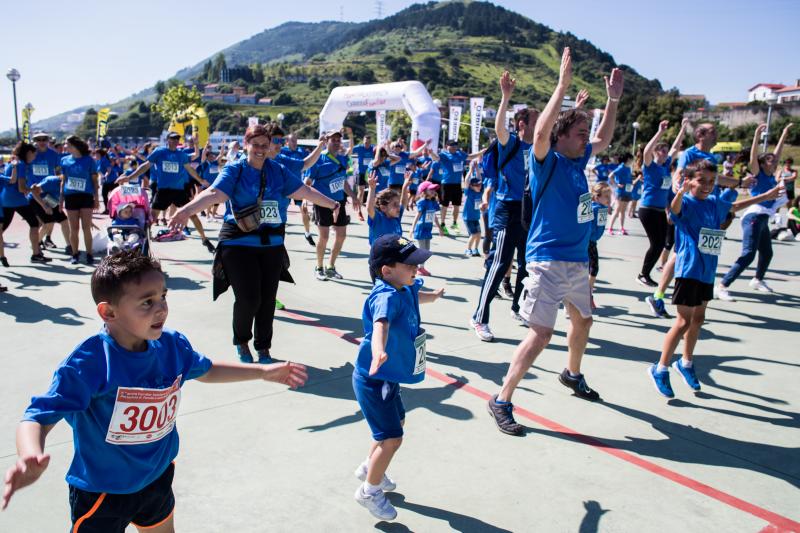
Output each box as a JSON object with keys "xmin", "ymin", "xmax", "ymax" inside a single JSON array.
[{"xmin": 107, "ymin": 183, "xmax": 152, "ymax": 256}]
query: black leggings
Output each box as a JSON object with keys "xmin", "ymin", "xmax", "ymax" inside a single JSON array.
[
  {"xmin": 101, "ymin": 182, "xmax": 118, "ymax": 212},
  {"xmin": 220, "ymin": 245, "xmax": 283, "ymax": 351},
  {"xmin": 638, "ymin": 206, "xmax": 668, "ymax": 277}
]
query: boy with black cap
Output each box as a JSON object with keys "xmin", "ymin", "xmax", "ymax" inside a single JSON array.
[{"xmin": 352, "ymin": 234, "xmax": 444, "ymax": 521}]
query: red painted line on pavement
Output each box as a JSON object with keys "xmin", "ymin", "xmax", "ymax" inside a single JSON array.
[{"xmin": 164, "ymin": 256, "xmax": 799, "ymax": 532}]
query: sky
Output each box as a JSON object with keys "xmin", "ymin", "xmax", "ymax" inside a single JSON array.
[{"xmin": 1, "ymin": 0, "xmax": 798, "ymax": 133}]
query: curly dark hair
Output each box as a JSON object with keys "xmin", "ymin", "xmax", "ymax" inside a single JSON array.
[
  {"xmin": 65, "ymin": 135, "xmax": 91, "ymax": 157},
  {"xmin": 91, "ymin": 250, "xmax": 163, "ymax": 304}
]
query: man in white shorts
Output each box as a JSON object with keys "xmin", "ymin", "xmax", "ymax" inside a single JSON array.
[{"xmin": 487, "ymin": 47, "xmax": 624, "ymax": 436}]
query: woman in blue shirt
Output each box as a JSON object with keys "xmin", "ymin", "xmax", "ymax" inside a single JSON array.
[
  {"xmin": 168, "ymin": 123, "xmax": 340, "ymax": 363},
  {"xmin": 607, "ymin": 152, "xmax": 633, "ymax": 235},
  {"xmin": 61, "ymin": 135, "xmax": 100, "ymax": 265}
]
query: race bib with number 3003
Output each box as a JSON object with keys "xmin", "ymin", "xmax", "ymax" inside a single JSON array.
[
  {"xmin": 698, "ymin": 228, "xmax": 725, "ymax": 256},
  {"xmin": 67, "ymin": 177, "xmax": 87, "ymax": 192},
  {"xmin": 577, "ymin": 192, "xmax": 592, "ymax": 223},
  {"xmin": 413, "ymin": 331, "xmax": 427, "ymax": 375},
  {"xmin": 259, "ymin": 200, "xmax": 281, "ymax": 224},
  {"xmin": 162, "ymin": 161, "xmax": 180, "ymax": 173},
  {"xmin": 105, "ymin": 376, "xmax": 181, "ymax": 445}
]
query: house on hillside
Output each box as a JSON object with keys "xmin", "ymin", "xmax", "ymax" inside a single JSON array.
[
  {"xmin": 238, "ymin": 94, "xmax": 257, "ymax": 105},
  {"xmin": 258, "ymin": 98, "xmax": 273, "ymax": 106},
  {"xmin": 204, "ymin": 84, "xmax": 219, "ymax": 95},
  {"xmin": 776, "ymin": 81, "xmax": 800, "ymax": 104},
  {"xmin": 448, "ymin": 96, "xmax": 469, "ymax": 112},
  {"xmin": 747, "ymin": 83, "xmax": 786, "ymax": 102}
]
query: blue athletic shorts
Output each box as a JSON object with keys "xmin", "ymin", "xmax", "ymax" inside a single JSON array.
[
  {"xmin": 463, "ymin": 219, "xmax": 481, "ymax": 235},
  {"xmin": 352, "ymin": 370, "xmax": 405, "ymax": 441}
]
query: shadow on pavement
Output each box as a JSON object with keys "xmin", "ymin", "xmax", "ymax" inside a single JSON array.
[
  {"xmin": 166, "ymin": 276, "xmax": 207, "ymax": 291},
  {"xmin": 579, "ymin": 500, "xmax": 610, "ymax": 533},
  {"xmin": 0, "ymin": 291, "xmax": 86, "ymax": 325},
  {"xmin": 383, "ymin": 493, "xmax": 513, "ymax": 533}
]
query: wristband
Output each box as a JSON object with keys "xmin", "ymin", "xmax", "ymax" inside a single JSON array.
[{"xmin": 608, "ymin": 97, "xmax": 620, "ymax": 103}]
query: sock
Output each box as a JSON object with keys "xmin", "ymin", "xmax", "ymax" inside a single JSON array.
[
  {"xmin": 363, "ymin": 481, "xmax": 382, "ymax": 495},
  {"xmin": 304, "ymin": 232, "xmax": 311, "ymax": 237},
  {"xmin": 568, "ymin": 370, "xmax": 581, "ymax": 379},
  {"xmin": 494, "ymin": 396, "xmax": 510, "ymax": 405},
  {"xmin": 653, "ymin": 290, "xmax": 665, "ymax": 300},
  {"xmin": 657, "ymin": 363, "xmax": 668, "ymax": 373},
  {"xmin": 681, "ymin": 358, "xmax": 693, "ymax": 368}
]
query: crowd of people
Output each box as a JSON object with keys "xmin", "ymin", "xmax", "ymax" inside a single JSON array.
[{"xmin": 1, "ymin": 46, "xmax": 797, "ymax": 529}]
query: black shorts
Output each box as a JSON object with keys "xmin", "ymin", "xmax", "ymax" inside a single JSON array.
[
  {"xmin": 64, "ymin": 193, "xmax": 95, "ymax": 211},
  {"xmin": 672, "ymin": 277, "xmax": 713, "ymax": 307},
  {"xmin": 151, "ymin": 188, "xmax": 190, "ymax": 211},
  {"xmin": 588, "ymin": 240, "xmax": 599, "ymax": 277},
  {"xmin": 30, "ymin": 199, "xmax": 67, "ymax": 224},
  {"xmin": 357, "ymin": 171, "xmax": 368, "ymax": 187},
  {"xmin": 314, "ymin": 199, "xmax": 349, "ymax": 227},
  {"xmin": 69, "ymin": 462, "xmax": 175, "ymax": 533},
  {"xmin": 441, "ymin": 183, "xmax": 463, "ymax": 206},
  {"xmin": 786, "ymin": 184, "xmax": 795, "ymax": 201},
  {"xmin": 3, "ymin": 205, "xmax": 41, "ymax": 228}
]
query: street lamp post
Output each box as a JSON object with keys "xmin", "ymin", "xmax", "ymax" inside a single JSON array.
[
  {"xmin": 276, "ymin": 112, "xmax": 285, "ymax": 128},
  {"xmin": 6, "ymin": 68, "xmax": 21, "ymax": 140},
  {"xmin": 441, "ymin": 124, "xmax": 447, "ymax": 150},
  {"xmin": 762, "ymin": 94, "xmax": 779, "ymax": 152},
  {"xmin": 632, "ymin": 121, "xmax": 640, "ymax": 155}
]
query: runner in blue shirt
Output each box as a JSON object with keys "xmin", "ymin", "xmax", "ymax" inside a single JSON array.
[
  {"xmin": 488, "ymin": 48, "xmax": 623, "ymax": 435},
  {"xmin": 60, "ymin": 135, "xmax": 101, "ymax": 265},
  {"xmin": 462, "ymin": 173, "xmax": 484, "ymax": 256},
  {"xmin": 367, "ymin": 144, "xmax": 399, "ymax": 193},
  {"xmin": 648, "ymin": 159, "xmax": 781, "ymax": 398},
  {"xmin": 408, "ymin": 181, "xmax": 443, "ymax": 276},
  {"xmin": 2, "ymin": 251, "xmax": 308, "ymax": 530},
  {"xmin": 433, "ymin": 140, "xmax": 469, "ymax": 232},
  {"xmin": 588, "ymin": 181, "xmax": 611, "ymax": 306},
  {"xmin": 352, "ymin": 135, "xmax": 376, "ymax": 215},
  {"xmin": 607, "ymin": 153, "xmax": 633, "ymax": 235},
  {"xmin": 353, "ymin": 235, "xmax": 444, "ymax": 521},
  {"xmin": 591, "ymin": 156, "xmax": 613, "ymax": 183},
  {"xmin": 366, "ymin": 168, "xmax": 412, "ymax": 247}
]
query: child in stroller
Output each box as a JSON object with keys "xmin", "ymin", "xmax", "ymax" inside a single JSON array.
[{"xmin": 107, "ymin": 184, "xmax": 152, "ymax": 255}]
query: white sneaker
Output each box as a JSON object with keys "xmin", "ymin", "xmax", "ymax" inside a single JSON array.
[
  {"xmin": 749, "ymin": 278, "xmax": 773, "ymax": 293},
  {"xmin": 469, "ymin": 318, "xmax": 494, "ymax": 342},
  {"xmin": 795, "ymin": 233, "xmax": 800, "ymax": 242},
  {"xmin": 777, "ymin": 230, "xmax": 792, "ymax": 242},
  {"xmin": 355, "ymin": 485, "xmax": 397, "ymax": 521},
  {"xmin": 510, "ymin": 310, "xmax": 527, "ymax": 325},
  {"xmin": 715, "ymin": 284, "xmax": 735, "ymax": 301},
  {"xmin": 354, "ymin": 462, "xmax": 397, "ymax": 491}
]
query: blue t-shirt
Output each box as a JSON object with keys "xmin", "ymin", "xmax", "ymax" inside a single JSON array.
[
  {"xmin": 30, "ymin": 148, "xmax": 61, "ymax": 182},
  {"xmin": 437, "ymin": 150, "xmax": 468, "ymax": 185},
  {"xmin": 22, "ymin": 328, "xmax": 212, "ymax": 494},
  {"xmin": 462, "ymin": 187, "xmax": 482, "ymax": 221},
  {"xmin": 484, "ymin": 175, "xmax": 498, "ymax": 227},
  {"xmin": 428, "ymin": 161, "xmax": 443, "ymax": 184},
  {"xmin": 355, "ymin": 278, "xmax": 424, "ymax": 384},
  {"xmin": 367, "ymin": 160, "xmax": 392, "ymax": 192},
  {"xmin": 678, "ymin": 146, "xmax": 717, "ymax": 170},
  {"xmin": 389, "ymin": 151, "xmax": 410, "ymax": 186},
  {"xmin": 147, "ymin": 147, "xmax": 191, "ymax": 190},
  {"xmin": 61, "ymin": 155, "xmax": 96, "ymax": 196},
  {"xmin": 590, "ymin": 201, "xmax": 608, "ymax": 242},
  {"xmin": 1, "ymin": 162, "xmax": 29, "ymax": 208},
  {"xmin": 641, "ymin": 157, "xmax": 672, "ymax": 209},
  {"xmin": 368, "ymin": 207, "xmax": 404, "ymax": 245},
  {"xmin": 414, "ymin": 198, "xmax": 439, "ymax": 240},
  {"xmin": 631, "ymin": 178, "xmax": 642, "ymax": 200},
  {"xmin": 32, "ymin": 175, "xmax": 62, "ymax": 204},
  {"xmin": 750, "ymin": 171, "xmax": 777, "ymax": 209},
  {"xmin": 526, "ymin": 144, "xmax": 593, "ymax": 263},
  {"xmin": 197, "ymin": 160, "xmax": 220, "ymax": 186},
  {"xmin": 304, "ymin": 151, "xmax": 348, "ymax": 201},
  {"xmin": 280, "ymin": 146, "xmax": 307, "ymax": 161},
  {"xmin": 593, "ymin": 163, "xmax": 612, "ymax": 182},
  {"xmin": 352, "ymin": 144, "xmax": 376, "ymax": 174},
  {"xmin": 612, "ymin": 164, "xmax": 632, "ymax": 193},
  {"xmin": 671, "ymin": 189, "xmax": 737, "ymax": 284},
  {"xmin": 496, "ymin": 134, "xmax": 532, "ymax": 202},
  {"xmin": 212, "ymin": 159, "xmax": 303, "ymax": 247}
]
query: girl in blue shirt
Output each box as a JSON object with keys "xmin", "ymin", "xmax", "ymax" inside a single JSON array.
[
  {"xmin": 366, "ymin": 168, "xmax": 412, "ymax": 246},
  {"xmin": 588, "ymin": 182, "xmax": 611, "ymax": 306},
  {"xmin": 607, "ymin": 152, "xmax": 633, "ymax": 235},
  {"xmin": 462, "ymin": 173, "xmax": 484, "ymax": 256},
  {"xmin": 61, "ymin": 135, "xmax": 100, "ymax": 265},
  {"xmin": 408, "ymin": 181, "xmax": 443, "ymax": 276}
]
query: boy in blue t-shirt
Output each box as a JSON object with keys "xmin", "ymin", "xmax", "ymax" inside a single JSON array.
[
  {"xmin": 647, "ymin": 160, "xmax": 781, "ymax": 398},
  {"xmin": 2, "ymin": 251, "xmax": 308, "ymax": 530},
  {"xmin": 588, "ymin": 182, "xmax": 611, "ymax": 305},
  {"xmin": 462, "ymin": 175, "xmax": 484, "ymax": 256},
  {"xmin": 353, "ymin": 235, "xmax": 444, "ymax": 521}
]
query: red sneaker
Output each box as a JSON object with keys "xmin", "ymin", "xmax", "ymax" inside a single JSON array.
[{"xmin": 418, "ymin": 267, "xmax": 431, "ymax": 276}]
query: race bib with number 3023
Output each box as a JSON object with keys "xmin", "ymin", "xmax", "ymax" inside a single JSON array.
[
  {"xmin": 698, "ymin": 227, "xmax": 725, "ymax": 256},
  {"xmin": 105, "ymin": 376, "xmax": 182, "ymax": 445},
  {"xmin": 67, "ymin": 177, "xmax": 87, "ymax": 192},
  {"xmin": 577, "ymin": 192, "xmax": 592, "ymax": 224},
  {"xmin": 259, "ymin": 200, "xmax": 281, "ymax": 224},
  {"xmin": 413, "ymin": 330, "xmax": 427, "ymax": 375}
]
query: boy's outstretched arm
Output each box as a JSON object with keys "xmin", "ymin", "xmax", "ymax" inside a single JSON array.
[
  {"xmin": 419, "ymin": 288, "xmax": 445, "ymax": 304},
  {"xmin": 369, "ymin": 320, "xmax": 390, "ymax": 376},
  {"xmin": 197, "ymin": 361, "xmax": 308, "ymax": 389},
  {"xmin": 3, "ymin": 422, "xmax": 54, "ymax": 510}
]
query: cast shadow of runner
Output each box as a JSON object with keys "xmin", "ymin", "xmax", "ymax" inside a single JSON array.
[
  {"xmin": 427, "ymin": 351, "xmax": 540, "ymax": 390},
  {"xmin": 0, "ymin": 291, "xmax": 86, "ymax": 325},
  {"xmin": 380, "ymin": 493, "xmax": 513, "ymax": 533},
  {"xmin": 295, "ymin": 363, "xmax": 473, "ymax": 432},
  {"xmin": 579, "ymin": 500, "xmax": 610, "ymax": 533},
  {"xmin": 165, "ymin": 276, "xmax": 206, "ymax": 291},
  {"xmin": 0, "ymin": 271, "xmax": 80, "ymax": 290}
]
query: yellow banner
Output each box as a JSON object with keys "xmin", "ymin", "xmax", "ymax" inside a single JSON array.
[
  {"xmin": 96, "ymin": 108, "xmax": 111, "ymax": 140},
  {"xmin": 169, "ymin": 105, "xmax": 208, "ymax": 146},
  {"xmin": 21, "ymin": 106, "xmax": 34, "ymax": 142}
]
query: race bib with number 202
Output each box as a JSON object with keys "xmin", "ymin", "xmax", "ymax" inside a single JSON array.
[
  {"xmin": 413, "ymin": 330, "xmax": 427, "ymax": 375},
  {"xmin": 698, "ymin": 228, "xmax": 725, "ymax": 256},
  {"xmin": 105, "ymin": 376, "xmax": 181, "ymax": 445},
  {"xmin": 577, "ymin": 192, "xmax": 592, "ymax": 223}
]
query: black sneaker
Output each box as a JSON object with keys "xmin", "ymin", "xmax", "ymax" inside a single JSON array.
[
  {"xmin": 202, "ymin": 239, "xmax": 216, "ymax": 253},
  {"xmin": 44, "ymin": 236, "xmax": 57, "ymax": 248},
  {"xmin": 31, "ymin": 253, "xmax": 52, "ymax": 264},
  {"xmin": 304, "ymin": 233, "xmax": 316, "ymax": 247},
  {"xmin": 558, "ymin": 369, "xmax": 601, "ymax": 401},
  {"xmin": 85, "ymin": 254, "xmax": 95, "ymax": 266},
  {"xmin": 487, "ymin": 395, "xmax": 525, "ymax": 436},
  {"xmin": 70, "ymin": 254, "xmax": 80, "ymax": 265},
  {"xmin": 636, "ymin": 274, "xmax": 658, "ymax": 288},
  {"xmin": 0, "ymin": 257, "xmax": 8, "ymax": 268},
  {"xmin": 65, "ymin": 244, "xmax": 73, "ymax": 256},
  {"xmin": 502, "ymin": 278, "xmax": 514, "ymax": 299}
]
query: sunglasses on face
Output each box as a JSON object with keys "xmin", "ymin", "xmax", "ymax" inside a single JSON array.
[{"xmin": 272, "ymin": 138, "xmax": 286, "ymax": 145}]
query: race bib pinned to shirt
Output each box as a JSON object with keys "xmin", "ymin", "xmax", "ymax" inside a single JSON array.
[
  {"xmin": 120, "ymin": 184, "xmax": 142, "ymax": 196},
  {"xmin": 259, "ymin": 200, "xmax": 282, "ymax": 224},
  {"xmin": 162, "ymin": 161, "xmax": 180, "ymax": 173},
  {"xmin": 661, "ymin": 176, "xmax": 671, "ymax": 190},
  {"xmin": 474, "ymin": 199, "xmax": 481, "ymax": 211},
  {"xmin": 378, "ymin": 167, "xmax": 390, "ymax": 178},
  {"xmin": 596, "ymin": 207, "xmax": 608, "ymax": 227},
  {"xmin": 67, "ymin": 177, "xmax": 87, "ymax": 192},
  {"xmin": 413, "ymin": 331, "xmax": 427, "ymax": 375},
  {"xmin": 330, "ymin": 178, "xmax": 345, "ymax": 194},
  {"xmin": 32, "ymin": 164, "xmax": 49, "ymax": 176},
  {"xmin": 698, "ymin": 228, "xmax": 725, "ymax": 256},
  {"xmin": 43, "ymin": 194, "xmax": 59, "ymax": 208},
  {"xmin": 453, "ymin": 162, "xmax": 464, "ymax": 173},
  {"xmin": 624, "ymin": 183, "xmax": 633, "ymax": 193},
  {"xmin": 105, "ymin": 376, "xmax": 182, "ymax": 445},
  {"xmin": 577, "ymin": 192, "xmax": 592, "ymax": 223},
  {"xmin": 424, "ymin": 211, "xmax": 436, "ymax": 224}
]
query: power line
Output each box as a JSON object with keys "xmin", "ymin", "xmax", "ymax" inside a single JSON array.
[{"xmin": 375, "ymin": 0, "xmax": 383, "ymax": 19}]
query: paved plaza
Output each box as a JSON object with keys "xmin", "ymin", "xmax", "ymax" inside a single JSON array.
[{"xmin": 0, "ymin": 206, "xmax": 798, "ymax": 532}]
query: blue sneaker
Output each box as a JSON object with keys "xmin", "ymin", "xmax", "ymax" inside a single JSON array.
[
  {"xmin": 257, "ymin": 350, "xmax": 274, "ymax": 364},
  {"xmin": 648, "ymin": 365, "xmax": 674, "ymax": 398},
  {"xmin": 672, "ymin": 359, "xmax": 701, "ymax": 391},
  {"xmin": 237, "ymin": 344, "xmax": 254, "ymax": 363},
  {"xmin": 645, "ymin": 296, "xmax": 671, "ymax": 319}
]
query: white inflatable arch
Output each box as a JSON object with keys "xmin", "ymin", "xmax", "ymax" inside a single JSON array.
[{"xmin": 318, "ymin": 81, "xmax": 441, "ymax": 148}]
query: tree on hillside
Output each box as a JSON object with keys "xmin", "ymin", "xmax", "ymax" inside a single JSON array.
[
  {"xmin": 152, "ymin": 85, "xmax": 203, "ymax": 123},
  {"xmin": 74, "ymin": 108, "xmax": 98, "ymax": 139},
  {"xmin": 212, "ymin": 53, "xmax": 227, "ymax": 81}
]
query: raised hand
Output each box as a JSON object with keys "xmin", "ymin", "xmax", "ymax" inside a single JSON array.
[
  {"xmin": 558, "ymin": 47, "xmax": 572, "ymax": 88},
  {"xmin": 755, "ymin": 123, "xmax": 767, "ymax": 136},
  {"xmin": 367, "ymin": 172, "xmax": 378, "ymax": 189},
  {"xmin": 500, "ymin": 71, "xmax": 516, "ymax": 100},
  {"xmin": 575, "ymin": 89, "xmax": 589, "ymax": 109},
  {"xmin": 605, "ymin": 68, "xmax": 624, "ymax": 100},
  {"xmin": 659, "ymin": 120, "xmax": 669, "ymax": 132},
  {"xmin": 680, "ymin": 118, "xmax": 690, "ymax": 130},
  {"xmin": 783, "ymin": 123, "xmax": 794, "ymax": 134}
]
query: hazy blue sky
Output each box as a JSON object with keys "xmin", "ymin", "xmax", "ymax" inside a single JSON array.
[{"xmin": 1, "ymin": 0, "xmax": 798, "ymax": 132}]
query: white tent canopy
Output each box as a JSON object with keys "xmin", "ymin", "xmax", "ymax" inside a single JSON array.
[{"xmin": 318, "ymin": 81, "xmax": 441, "ymax": 149}]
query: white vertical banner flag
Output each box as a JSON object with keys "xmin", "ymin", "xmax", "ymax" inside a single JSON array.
[
  {"xmin": 448, "ymin": 106, "xmax": 462, "ymax": 141},
  {"xmin": 384, "ymin": 125, "xmax": 392, "ymax": 144},
  {"xmin": 470, "ymin": 97, "xmax": 485, "ymax": 153},
  {"xmin": 376, "ymin": 110, "xmax": 387, "ymax": 145},
  {"xmin": 248, "ymin": 117, "xmax": 259, "ymax": 128}
]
